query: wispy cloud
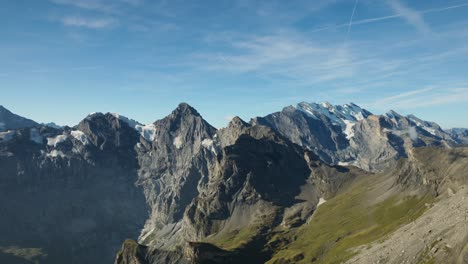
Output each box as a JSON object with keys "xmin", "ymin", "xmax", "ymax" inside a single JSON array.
[
  {"xmin": 60, "ymin": 16, "xmax": 116, "ymax": 29},
  {"xmin": 368, "ymin": 86, "xmax": 468, "ymax": 109},
  {"xmin": 192, "ymin": 33, "xmax": 359, "ymax": 83},
  {"xmin": 371, "ymin": 87, "xmax": 434, "ymax": 106},
  {"xmin": 387, "ymin": 0, "xmax": 430, "ymax": 34},
  {"xmin": 50, "ymin": 0, "xmax": 142, "ymax": 13},
  {"xmin": 51, "ymin": 0, "xmax": 114, "ymax": 12}
]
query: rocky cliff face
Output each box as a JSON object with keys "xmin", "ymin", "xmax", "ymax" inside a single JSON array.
[
  {"xmin": 115, "ymin": 115, "xmax": 366, "ymax": 264},
  {"xmin": 0, "ymin": 114, "xmax": 149, "ymax": 264},
  {"xmin": 135, "ymin": 103, "xmax": 218, "ymax": 248}
]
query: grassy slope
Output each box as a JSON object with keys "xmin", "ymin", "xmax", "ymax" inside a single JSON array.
[
  {"xmin": 266, "ymin": 176, "xmax": 432, "ymax": 264},
  {"xmin": 205, "ymin": 166, "xmax": 436, "ymax": 264},
  {"xmin": 205, "ymin": 174, "xmax": 432, "ymax": 264},
  {"xmin": 206, "ymin": 208, "xmax": 279, "ymax": 251}
]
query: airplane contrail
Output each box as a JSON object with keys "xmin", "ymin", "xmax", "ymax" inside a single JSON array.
[
  {"xmin": 344, "ymin": 0, "xmax": 359, "ymax": 46},
  {"xmin": 310, "ymin": 2, "xmax": 468, "ymax": 34}
]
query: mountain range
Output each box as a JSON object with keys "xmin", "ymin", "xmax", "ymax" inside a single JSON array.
[{"xmin": 0, "ymin": 102, "xmax": 467, "ymax": 264}]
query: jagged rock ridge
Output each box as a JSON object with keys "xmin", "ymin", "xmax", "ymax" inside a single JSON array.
[{"xmin": 0, "ymin": 103, "xmax": 465, "ymax": 264}]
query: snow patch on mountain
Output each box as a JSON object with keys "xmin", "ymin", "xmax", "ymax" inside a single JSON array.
[
  {"xmin": 296, "ymin": 102, "xmax": 371, "ymax": 140},
  {"xmin": 173, "ymin": 135, "xmax": 183, "ymax": 149},
  {"xmin": 111, "ymin": 113, "xmax": 157, "ymax": 142},
  {"xmin": 201, "ymin": 138, "xmax": 217, "ymax": 154},
  {"xmin": 0, "ymin": 130, "xmax": 15, "ymax": 142},
  {"xmin": 408, "ymin": 116, "xmax": 438, "ymax": 136},
  {"xmin": 343, "ymin": 120, "xmax": 355, "ymax": 140},
  {"xmin": 71, "ymin": 130, "xmax": 89, "ymax": 145},
  {"xmin": 47, "ymin": 135, "xmax": 68, "ymax": 147},
  {"xmin": 317, "ymin": 197, "xmax": 327, "ymax": 207},
  {"xmin": 46, "ymin": 150, "xmax": 66, "ymax": 158},
  {"xmin": 135, "ymin": 124, "xmax": 157, "ymax": 142}
]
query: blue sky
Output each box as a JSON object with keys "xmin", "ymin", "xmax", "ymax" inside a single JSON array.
[{"xmin": 1, "ymin": 0, "xmax": 468, "ymax": 128}]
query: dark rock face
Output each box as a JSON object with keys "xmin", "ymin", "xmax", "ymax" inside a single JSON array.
[
  {"xmin": 0, "ymin": 115, "xmax": 149, "ymax": 263},
  {"xmin": 251, "ymin": 106, "xmax": 348, "ymax": 164},
  {"xmin": 182, "ymin": 125, "xmax": 311, "ymax": 239},
  {"xmin": 0, "ymin": 105, "xmax": 38, "ymax": 132}
]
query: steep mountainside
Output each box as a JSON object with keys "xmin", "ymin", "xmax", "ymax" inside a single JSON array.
[
  {"xmin": 0, "ymin": 105, "xmax": 38, "ymax": 132},
  {"xmin": 0, "ymin": 113, "xmax": 149, "ymax": 264},
  {"xmin": 116, "ymin": 147, "xmax": 468, "ymax": 264},
  {"xmin": 0, "ymin": 103, "xmax": 465, "ymax": 264}
]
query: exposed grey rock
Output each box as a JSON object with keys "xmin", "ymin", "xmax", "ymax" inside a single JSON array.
[
  {"xmin": 1, "ymin": 101, "xmax": 466, "ymax": 264},
  {"xmin": 0, "ymin": 115, "xmax": 149, "ymax": 263},
  {"xmin": 251, "ymin": 106, "xmax": 348, "ymax": 164},
  {"xmin": 251, "ymin": 102, "xmax": 460, "ymax": 171},
  {"xmin": 0, "ymin": 105, "xmax": 38, "ymax": 132},
  {"xmin": 136, "ymin": 103, "xmax": 218, "ymax": 247}
]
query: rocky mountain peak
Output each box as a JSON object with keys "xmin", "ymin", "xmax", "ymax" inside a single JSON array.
[
  {"xmin": 385, "ymin": 109, "xmax": 402, "ymax": 118},
  {"xmin": 228, "ymin": 116, "xmax": 250, "ymax": 129},
  {"xmin": 171, "ymin": 102, "xmax": 201, "ymax": 118}
]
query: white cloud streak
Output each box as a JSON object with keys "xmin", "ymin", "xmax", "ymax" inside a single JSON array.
[
  {"xmin": 193, "ymin": 34, "xmax": 359, "ymax": 83},
  {"xmin": 61, "ymin": 16, "xmax": 116, "ymax": 29},
  {"xmin": 387, "ymin": 0, "xmax": 431, "ymax": 34},
  {"xmin": 369, "ymin": 87, "xmax": 468, "ymax": 109}
]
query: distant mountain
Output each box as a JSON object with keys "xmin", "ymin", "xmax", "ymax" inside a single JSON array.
[
  {"xmin": 252, "ymin": 102, "xmax": 458, "ymax": 171},
  {"xmin": 0, "ymin": 105, "xmax": 38, "ymax": 132},
  {"xmin": 42, "ymin": 122, "xmax": 62, "ymax": 129},
  {"xmin": 448, "ymin": 127, "xmax": 468, "ymax": 144}
]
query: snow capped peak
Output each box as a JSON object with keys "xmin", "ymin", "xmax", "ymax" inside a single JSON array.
[
  {"xmin": 321, "ymin": 101, "xmax": 333, "ymax": 109},
  {"xmin": 87, "ymin": 112, "xmax": 103, "ymax": 118},
  {"xmin": 296, "ymin": 102, "xmax": 372, "ymax": 140},
  {"xmin": 296, "ymin": 102, "xmax": 371, "ymax": 124}
]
